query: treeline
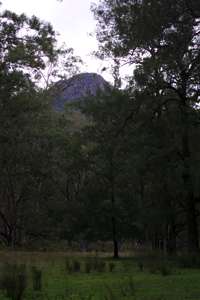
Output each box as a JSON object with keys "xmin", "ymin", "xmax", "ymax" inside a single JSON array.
[{"xmin": 0, "ymin": 1, "xmax": 200, "ymax": 257}]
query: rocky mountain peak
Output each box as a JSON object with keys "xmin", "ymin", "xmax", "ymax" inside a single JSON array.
[{"xmin": 53, "ymin": 72, "xmax": 110, "ymax": 111}]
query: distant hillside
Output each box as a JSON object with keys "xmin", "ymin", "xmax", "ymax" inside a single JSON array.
[{"xmin": 53, "ymin": 72, "xmax": 110, "ymax": 111}]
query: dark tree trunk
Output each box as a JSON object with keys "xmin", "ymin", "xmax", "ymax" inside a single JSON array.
[
  {"xmin": 166, "ymin": 223, "xmax": 177, "ymax": 255},
  {"xmin": 111, "ymin": 195, "xmax": 119, "ymax": 259},
  {"xmin": 152, "ymin": 232, "xmax": 160, "ymax": 250},
  {"xmin": 110, "ymin": 163, "xmax": 119, "ymax": 259},
  {"xmin": 181, "ymin": 100, "xmax": 199, "ymax": 253},
  {"xmin": 186, "ymin": 197, "xmax": 199, "ymax": 253},
  {"xmin": 112, "ymin": 215, "xmax": 119, "ymax": 259}
]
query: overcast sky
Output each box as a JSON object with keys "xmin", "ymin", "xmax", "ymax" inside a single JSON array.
[{"xmin": 2, "ymin": 0, "xmax": 114, "ymax": 82}]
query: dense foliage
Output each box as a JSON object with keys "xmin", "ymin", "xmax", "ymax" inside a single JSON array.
[{"xmin": 0, "ymin": 0, "xmax": 200, "ymax": 257}]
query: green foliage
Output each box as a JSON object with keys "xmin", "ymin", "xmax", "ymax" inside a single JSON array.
[
  {"xmin": 92, "ymin": 0, "xmax": 200, "ymax": 253},
  {"xmin": 0, "ymin": 0, "xmax": 200, "ymax": 257},
  {"xmin": 0, "ymin": 4, "xmax": 81, "ymax": 248}
]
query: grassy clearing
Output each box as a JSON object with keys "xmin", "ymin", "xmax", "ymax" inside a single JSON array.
[{"xmin": 0, "ymin": 252, "xmax": 199, "ymax": 300}]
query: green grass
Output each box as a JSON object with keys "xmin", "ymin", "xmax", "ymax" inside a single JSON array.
[{"xmin": 0, "ymin": 251, "xmax": 199, "ymax": 300}]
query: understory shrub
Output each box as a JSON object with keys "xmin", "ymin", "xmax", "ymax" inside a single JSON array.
[
  {"xmin": 0, "ymin": 263, "xmax": 27, "ymax": 300},
  {"xmin": 31, "ymin": 266, "xmax": 42, "ymax": 291}
]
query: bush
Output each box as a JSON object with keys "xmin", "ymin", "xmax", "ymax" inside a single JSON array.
[
  {"xmin": 120, "ymin": 277, "xmax": 136, "ymax": 297},
  {"xmin": 0, "ymin": 263, "xmax": 27, "ymax": 300},
  {"xmin": 72, "ymin": 260, "xmax": 81, "ymax": 272},
  {"xmin": 83, "ymin": 259, "xmax": 106, "ymax": 273},
  {"xmin": 177, "ymin": 255, "xmax": 200, "ymax": 269},
  {"xmin": 138, "ymin": 261, "xmax": 143, "ymax": 271},
  {"xmin": 148, "ymin": 261, "xmax": 172, "ymax": 276},
  {"xmin": 83, "ymin": 261, "xmax": 92, "ymax": 273},
  {"xmin": 31, "ymin": 266, "xmax": 42, "ymax": 291},
  {"xmin": 107, "ymin": 262, "xmax": 115, "ymax": 272},
  {"xmin": 65, "ymin": 258, "xmax": 73, "ymax": 273},
  {"xmin": 95, "ymin": 260, "xmax": 106, "ymax": 272},
  {"xmin": 159, "ymin": 264, "xmax": 172, "ymax": 276},
  {"xmin": 148, "ymin": 263, "xmax": 158, "ymax": 274}
]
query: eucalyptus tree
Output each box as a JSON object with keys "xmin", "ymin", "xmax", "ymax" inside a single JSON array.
[
  {"xmin": 0, "ymin": 6, "xmax": 78, "ymax": 246},
  {"xmin": 92, "ymin": 0, "xmax": 200, "ymax": 252},
  {"xmin": 77, "ymin": 89, "xmax": 137, "ymax": 258}
]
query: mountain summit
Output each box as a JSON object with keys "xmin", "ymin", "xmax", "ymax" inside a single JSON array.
[{"xmin": 53, "ymin": 72, "xmax": 110, "ymax": 111}]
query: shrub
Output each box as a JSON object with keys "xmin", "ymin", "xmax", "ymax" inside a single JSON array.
[
  {"xmin": 107, "ymin": 262, "xmax": 115, "ymax": 272},
  {"xmin": 31, "ymin": 266, "xmax": 42, "ymax": 291},
  {"xmin": 72, "ymin": 260, "xmax": 81, "ymax": 272},
  {"xmin": 177, "ymin": 255, "xmax": 200, "ymax": 269},
  {"xmin": 65, "ymin": 259, "xmax": 73, "ymax": 273},
  {"xmin": 159, "ymin": 264, "xmax": 172, "ymax": 276},
  {"xmin": 148, "ymin": 260, "xmax": 172, "ymax": 276},
  {"xmin": 83, "ymin": 261, "xmax": 92, "ymax": 273},
  {"xmin": 148, "ymin": 263, "xmax": 158, "ymax": 274},
  {"xmin": 95, "ymin": 260, "xmax": 106, "ymax": 272},
  {"xmin": 138, "ymin": 261, "xmax": 144, "ymax": 271},
  {"xmin": 0, "ymin": 263, "xmax": 27, "ymax": 300},
  {"xmin": 120, "ymin": 277, "xmax": 136, "ymax": 297}
]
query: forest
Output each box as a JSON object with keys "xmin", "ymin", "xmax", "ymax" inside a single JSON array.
[
  {"xmin": 0, "ymin": 0, "xmax": 200, "ymax": 259},
  {"xmin": 1, "ymin": 1, "xmax": 200, "ymax": 299}
]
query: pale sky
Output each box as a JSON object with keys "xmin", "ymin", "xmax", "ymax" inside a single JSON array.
[{"xmin": 2, "ymin": 0, "xmax": 115, "ymax": 83}]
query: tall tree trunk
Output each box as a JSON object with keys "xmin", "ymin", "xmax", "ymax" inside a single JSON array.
[
  {"xmin": 186, "ymin": 195, "xmax": 199, "ymax": 252},
  {"xmin": 181, "ymin": 101, "xmax": 199, "ymax": 253},
  {"xmin": 166, "ymin": 223, "xmax": 177, "ymax": 255},
  {"xmin": 110, "ymin": 166, "xmax": 119, "ymax": 259},
  {"xmin": 152, "ymin": 231, "xmax": 160, "ymax": 250},
  {"xmin": 112, "ymin": 215, "xmax": 119, "ymax": 259},
  {"xmin": 163, "ymin": 185, "xmax": 177, "ymax": 255}
]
